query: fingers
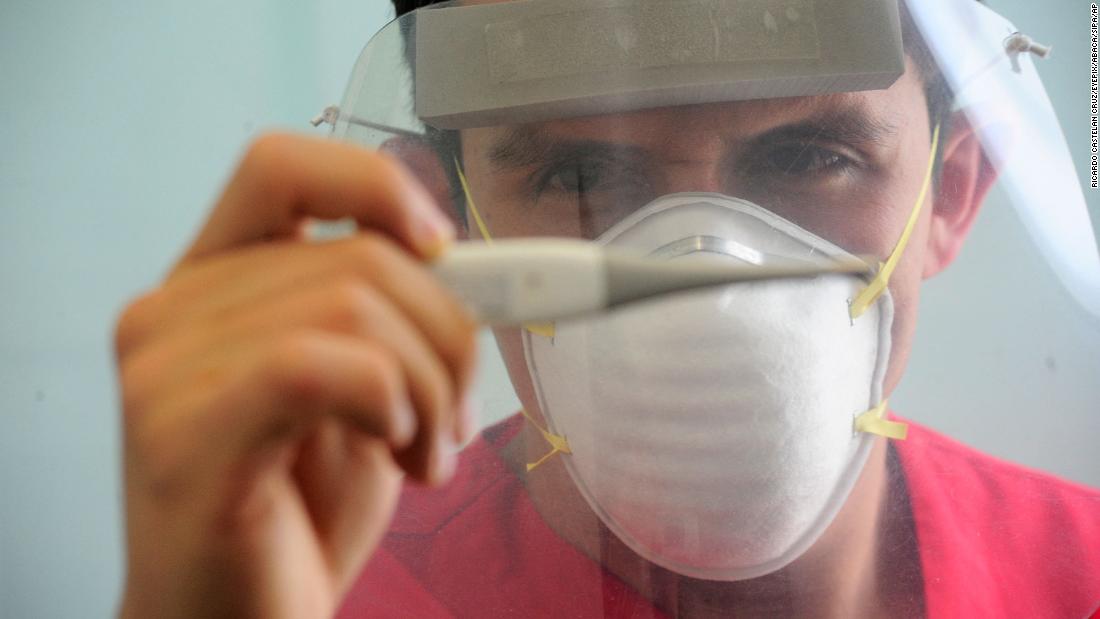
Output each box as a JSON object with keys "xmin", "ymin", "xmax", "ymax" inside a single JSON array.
[
  {"xmin": 127, "ymin": 332, "xmax": 412, "ymax": 466},
  {"xmin": 159, "ymin": 234, "xmax": 477, "ymax": 392},
  {"xmin": 291, "ymin": 420, "xmax": 404, "ymax": 593},
  {"xmin": 118, "ymin": 235, "xmax": 479, "ymax": 449},
  {"xmin": 213, "ymin": 278, "xmax": 464, "ymax": 483},
  {"xmin": 341, "ymin": 234, "xmax": 480, "ymax": 409},
  {"xmin": 122, "ymin": 274, "xmax": 474, "ymax": 485},
  {"xmin": 180, "ymin": 134, "xmax": 455, "ymax": 265},
  {"xmin": 232, "ymin": 333, "xmax": 416, "ymax": 452},
  {"xmin": 117, "ymin": 132, "xmax": 479, "ymax": 488},
  {"xmin": 117, "ymin": 133, "xmax": 477, "ymax": 614}
]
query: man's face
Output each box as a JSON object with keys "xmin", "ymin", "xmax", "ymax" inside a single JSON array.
[{"xmin": 457, "ymin": 59, "xmax": 945, "ymax": 405}]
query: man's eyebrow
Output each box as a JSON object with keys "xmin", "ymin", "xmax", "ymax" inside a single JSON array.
[
  {"xmin": 486, "ymin": 104, "xmax": 899, "ymax": 169},
  {"xmin": 486, "ymin": 126, "xmax": 646, "ymax": 170},
  {"xmin": 747, "ymin": 105, "xmax": 901, "ymax": 148},
  {"xmin": 487, "ymin": 126, "xmax": 553, "ymax": 169}
]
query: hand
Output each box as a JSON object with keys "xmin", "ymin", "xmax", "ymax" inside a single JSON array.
[{"xmin": 115, "ymin": 134, "xmax": 478, "ymax": 618}]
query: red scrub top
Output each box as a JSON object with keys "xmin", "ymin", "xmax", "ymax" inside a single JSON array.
[{"xmin": 337, "ymin": 415, "xmax": 1100, "ymax": 618}]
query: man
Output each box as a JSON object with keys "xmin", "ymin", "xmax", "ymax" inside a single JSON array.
[{"xmin": 115, "ymin": 0, "xmax": 1100, "ymax": 617}]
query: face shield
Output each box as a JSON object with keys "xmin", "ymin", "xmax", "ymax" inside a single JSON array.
[{"xmin": 319, "ymin": 1, "xmax": 1100, "ymax": 616}]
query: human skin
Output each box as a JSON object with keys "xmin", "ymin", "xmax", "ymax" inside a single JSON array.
[
  {"xmin": 440, "ymin": 56, "xmax": 995, "ymax": 617},
  {"xmin": 115, "ymin": 12, "xmax": 995, "ymax": 619},
  {"xmin": 115, "ymin": 136, "xmax": 480, "ymax": 619}
]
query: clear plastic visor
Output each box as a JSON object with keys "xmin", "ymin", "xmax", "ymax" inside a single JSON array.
[
  {"xmin": 330, "ymin": 0, "xmax": 1100, "ymax": 316},
  {"xmin": 326, "ymin": 2, "xmax": 1100, "ymax": 618}
]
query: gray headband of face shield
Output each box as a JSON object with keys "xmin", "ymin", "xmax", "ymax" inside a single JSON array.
[{"xmin": 413, "ymin": 0, "xmax": 905, "ymax": 129}]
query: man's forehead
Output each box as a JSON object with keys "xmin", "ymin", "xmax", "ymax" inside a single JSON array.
[
  {"xmin": 466, "ymin": 87, "xmax": 917, "ymax": 167},
  {"xmin": 521, "ymin": 92, "xmax": 893, "ymax": 135}
]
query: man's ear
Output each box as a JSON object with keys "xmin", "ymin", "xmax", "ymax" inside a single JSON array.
[
  {"xmin": 381, "ymin": 136, "xmax": 467, "ymax": 238},
  {"xmin": 923, "ymin": 111, "xmax": 999, "ymax": 279}
]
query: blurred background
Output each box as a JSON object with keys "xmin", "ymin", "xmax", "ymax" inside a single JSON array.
[{"xmin": 2, "ymin": 1, "xmax": 1097, "ymax": 616}]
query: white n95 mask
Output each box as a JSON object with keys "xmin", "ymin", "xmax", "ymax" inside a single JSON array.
[{"xmin": 522, "ymin": 194, "xmax": 895, "ymax": 581}]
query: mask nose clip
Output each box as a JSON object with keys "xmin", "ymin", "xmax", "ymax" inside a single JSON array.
[{"xmin": 648, "ymin": 235, "xmax": 767, "ymax": 265}]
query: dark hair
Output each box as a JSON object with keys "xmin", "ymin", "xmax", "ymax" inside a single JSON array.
[
  {"xmin": 393, "ymin": 0, "xmax": 444, "ymax": 14},
  {"xmin": 391, "ymin": 0, "xmax": 955, "ymax": 221}
]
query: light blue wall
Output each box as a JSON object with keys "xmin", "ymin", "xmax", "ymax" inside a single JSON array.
[
  {"xmin": 1, "ymin": 1, "xmax": 1096, "ymax": 617},
  {"xmin": 0, "ymin": 2, "xmax": 392, "ymax": 616}
]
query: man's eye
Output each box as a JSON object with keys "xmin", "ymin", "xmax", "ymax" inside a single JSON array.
[
  {"xmin": 541, "ymin": 163, "xmax": 608, "ymax": 194},
  {"xmin": 761, "ymin": 144, "xmax": 852, "ymax": 175}
]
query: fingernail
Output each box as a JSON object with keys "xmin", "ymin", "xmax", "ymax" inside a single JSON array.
[
  {"xmin": 418, "ymin": 222, "xmax": 454, "ymax": 262},
  {"xmin": 454, "ymin": 394, "xmax": 479, "ymax": 445},
  {"xmin": 432, "ymin": 435, "xmax": 457, "ymax": 484},
  {"xmin": 408, "ymin": 186, "xmax": 455, "ymax": 260},
  {"xmin": 391, "ymin": 400, "xmax": 418, "ymax": 448}
]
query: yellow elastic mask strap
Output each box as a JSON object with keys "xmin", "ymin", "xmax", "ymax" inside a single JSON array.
[
  {"xmin": 454, "ymin": 157, "xmax": 556, "ymax": 338},
  {"xmin": 520, "ymin": 408, "xmax": 572, "ymax": 472},
  {"xmin": 849, "ymin": 123, "xmax": 942, "ymax": 320},
  {"xmin": 854, "ymin": 400, "xmax": 909, "ymax": 440},
  {"xmin": 454, "ymin": 156, "xmax": 494, "ymax": 246}
]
